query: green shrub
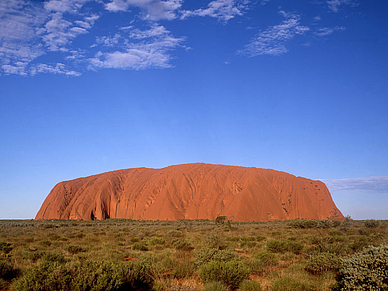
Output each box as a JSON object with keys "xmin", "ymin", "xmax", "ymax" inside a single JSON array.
[
  {"xmin": 42, "ymin": 252, "xmax": 67, "ymax": 264},
  {"xmin": 12, "ymin": 261, "xmax": 72, "ymax": 291},
  {"xmin": 0, "ymin": 242, "xmax": 13, "ymax": 254},
  {"xmin": 240, "ymin": 241, "xmax": 257, "ymax": 248},
  {"xmin": 49, "ymin": 234, "xmax": 61, "ymax": 241},
  {"xmin": 288, "ymin": 220, "xmax": 318, "ymax": 229},
  {"xmin": 67, "ymin": 245, "xmax": 86, "ymax": 255},
  {"xmin": 267, "ymin": 240, "xmax": 286, "ymax": 253},
  {"xmin": 348, "ymin": 239, "xmax": 369, "ymax": 253},
  {"xmin": 256, "ymin": 235, "xmax": 266, "ymax": 242},
  {"xmin": 254, "ymin": 252, "xmax": 277, "ymax": 267},
  {"xmin": 238, "ymin": 280, "xmax": 262, "ymax": 291},
  {"xmin": 271, "ymin": 277, "xmax": 314, "ymax": 291},
  {"xmin": 172, "ymin": 240, "xmax": 194, "ymax": 252},
  {"xmin": 316, "ymin": 220, "xmax": 334, "ymax": 229},
  {"xmin": 203, "ymin": 281, "xmax": 229, "ymax": 291},
  {"xmin": 267, "ymin": 240, "xmax": 304, "ymax": 254},
  {"xmin": 0, "ymin": 261, "xmax": 19, "ymax": 280},
  {"xmin": 148, "ymin": 238, "xmax": 166, "ymax": 246},
  {"xmin": 171, "ymin": 260, "xmax": 196, "ymax": 279},
  {"xmin": 12, "ymin": 260, "xmax": 151, "ymax": 291},
  {"xmin": 339, "ymin": 216, "xmax": 352, "ymax": 232},
  {"xmin": 244, "ymin": 259, "xmax": 265, "ymax": 276},
  {"xmin": 129, "ymin": 237, "xmax": 140, "ymax": 243},
  {"xmin": 205, "ymin": 233, "xmax": 227, "ymax": 250},
  {"xmin": 166, "ymin": 230, "xmax": 183, "ymax": 237},
  {"xmin": 285, "ymin": 241, "xmax": 304, "ymax": 254},
  {"xmin": 364, "ymin": 219, "xmax": 380, "ymax": 228},
  {"xmin": 39, "ymin": 240, "xmax": 52, "ymax": 247},
  {"xmin": 333, "ymin": 244, "xmax": 388, "ymax": 290},
  {"xmin": 305, "ymin": 252, "xmax": 341, "ymax": 275},
  {"xmin": 132, "ymin": 242, "xmax": 149, "ymax": 251},
  {"xmin": 215, "ymin": 216, "xmax": 227, "ymax": 224},
  {"xmin": 195, "ymin": 248, "xmax": 240, "ymax": 266},
  {"xmin": 199, "ymin": 260, "xmax": 250, "ymax": 290}
]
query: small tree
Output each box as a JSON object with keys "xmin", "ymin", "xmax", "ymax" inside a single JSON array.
[{"xmin": 215, "ymin": 216, "xmax": 227, "ymax": 225}]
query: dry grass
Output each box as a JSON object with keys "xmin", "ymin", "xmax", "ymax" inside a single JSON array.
[{"xmin": 0, "ymin": 219, "xmax": 387, "ymax": 290}]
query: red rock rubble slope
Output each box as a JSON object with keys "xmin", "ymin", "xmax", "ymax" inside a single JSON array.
[{"xmin": 35, "ymin": 163, "xmax": 343, "ymax": 221}]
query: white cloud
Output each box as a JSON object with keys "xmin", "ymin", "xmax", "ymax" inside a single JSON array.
[
  {"xmin": 0, "ymin": 0, "xmax": 99, "ymax": 75},
  {"xmin": 181, "ymin": 0, "xmax": 249, "ymax": 23},
  {"xmin": 44, "ymin": 0, "xmax": 92, "ymax": 13},
  {"xmin": 33, "ymin": 63, "xmax": 81, "ymax": 76},
  {"xmin": 322, "ymin": 176, "xmax": 388, "ymax": 193},
  {"xmin": 326, "ymin": 0, "xmax": 357, "ymax": 13},
  {"xmin": 1, "ymin": 62, "xmax": 28, "ymax": 75},
  {"xmin": 89, "ymin": 25, "xmax": 184, "ymax": 70},
  {"xmin": 239, "ymin": 11, "xmax": 309, "ymax": 57},
  {"xmin": 129, "ymin": 24, "xmax": 169, "ymax": 39},
  {"xmin": 41, "ymin": 12, "xmax": 98, "ymax": 52},
  {"xmin": 96, "ymin": 34, "xmax": 122, "ymax": 47},
  {"xmin": 105, "ymin": 0, "xmax": 183, "ymax": 21},
  {"xmin": 315, "ymin": 26, "xmax": 345, "ymax": 36}
]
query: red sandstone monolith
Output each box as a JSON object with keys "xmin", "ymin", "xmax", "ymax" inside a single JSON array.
[{"xmin": 35, "ymin": 163, "xmax": 343, "ymax": 221}]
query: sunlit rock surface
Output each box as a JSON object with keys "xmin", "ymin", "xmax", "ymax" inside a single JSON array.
[{"xmin": 36, "ymin": 163, "xmax": 344, "ymax": 221}]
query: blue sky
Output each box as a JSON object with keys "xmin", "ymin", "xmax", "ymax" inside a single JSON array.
[{"xmin": 0, "ymin": 0, "xmax": 387, "ymax": 219}]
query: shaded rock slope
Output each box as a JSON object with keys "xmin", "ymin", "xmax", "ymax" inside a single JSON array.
[{"xmin": 36, "ymin": 163, "xmax": 343, "ymax": 221}]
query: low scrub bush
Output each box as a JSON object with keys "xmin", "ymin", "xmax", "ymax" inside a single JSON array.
[
  {"xmin": 271, "ymin": 277, "xmax": 314, "ymax": 291},
  {"xmin": 171, "ymin": 260, "xmax": 196, "ymax": 279},
  {"xmin": 12, "ymin": 260, "xmax": 151, "ymax": 291},
  {"xmin": 333, "ymin": 244, "xmax": 388, "ymax": 290},
  {"xmin": 67, "ymin": 245, "xmax": 86, "ymax": 255},
  {"xmin": 0, "ymin": 242, "xmax": 13, "ymax": 254},
  {"xmin": 195, "ymin": 248, "xmax": 240, "ymax": 266},
  {"xmin": 149, "ymin": 238, "xmax": 166, "ymax": 246},
  {"xmin": 199, "ymin": 260, "xmax": 250, "ymax": 290},
  {"xmin": 316, "ymin": 220, "xmax": 334, "ymax": 229},
  {"xmin": 0, "ymin": 260, "xmax": 19, "ymax": 280},
  {"xmin": 254, "ymin": 252, "xmax": 277, "ymax": 267},
  {"xmin": 244, "ymin": 259, "xmax": 265, "ymax": 276},
  {"xmin": 256, "ymin": 235, "xmax": 266, "ymax": 242},
  {"xmin": 205, "ymin": 233, "xmax": 227, "ymax": 250},
  {"xmin": 304, "ymin": 252, "xmax": 341, "ymax": 275},
  {"xmin": 240, "ymin": 241, "xmax": 257, "ymax": 248},
  {"xmin": 172, "ymin": 239, "xmax": 194, "ymax": 252},
  {"xmin": 364, "ymin": 219, "xmax": 380, "ymax": 228},
  {"xmin": 203, "ymin": 281, "xmax": 229, "ymax": 291},
  {"xmin": 267, "ymin": 240, "xmax": 304, "ymax": 254},
  {"xmin": 267, "ymin": 240, "xmax": 286, "ymax": 253},
  {"xmin": 238, "ymin": 280, "xmax": 261, "ymax": 291},
  {"xmin": 288, "ymin": 220, "xmax": 318, "ymax": 229},
  {"xmin": 42, "ymin": 252, "xmax": 67, "ymax": 264},
  {"xmin": 132, "ymin": 242, "xmax": 149, "ymax": 251}
]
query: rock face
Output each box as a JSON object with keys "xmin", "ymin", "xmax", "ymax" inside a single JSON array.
[{"xmin": 35, "ymin": 163, "xmax": 343, "ymax": 221}]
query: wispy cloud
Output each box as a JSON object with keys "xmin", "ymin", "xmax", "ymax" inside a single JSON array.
[
  {"xmin": 32, "ymin": 63, "xmax": 82, "ymax": 76},
  {"xmin": 180, "ymin": 0, "xmax": 249, "ymax": 23},
  {"xmin": 0, "ymin": 0, "xmax": 98, "ymax": 76},
  {"xmin": 239, "ymin": 10, "xmax": 309, "ymax": 57},
  {"xmin": 322, "ymin": 176, "xmax": 388, "ymax": 193},
  {"xmin": 326, "ymin": 0, "xmax": 358, "ymax": 13},
  {"xmin": 0, "ymin": 0, "xmax": 357, "ymax": 76},
  {"xmin": 44, "ymin": 0, "xmax": 91, "ymax": 13},
  {"xmin": 88, "ymin": 24, "xmax": 185, "ymax": 70},
  {"xmin": 314, "ymin": 26, "xmax": 345, "ymax": 36},
  {"xmin": 41, "ymin": 12, "xmax": 98, "ymax": 52},
  {"xmin": 105, "ymin": 0, "xmax": 183, "ymax": 21}
]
